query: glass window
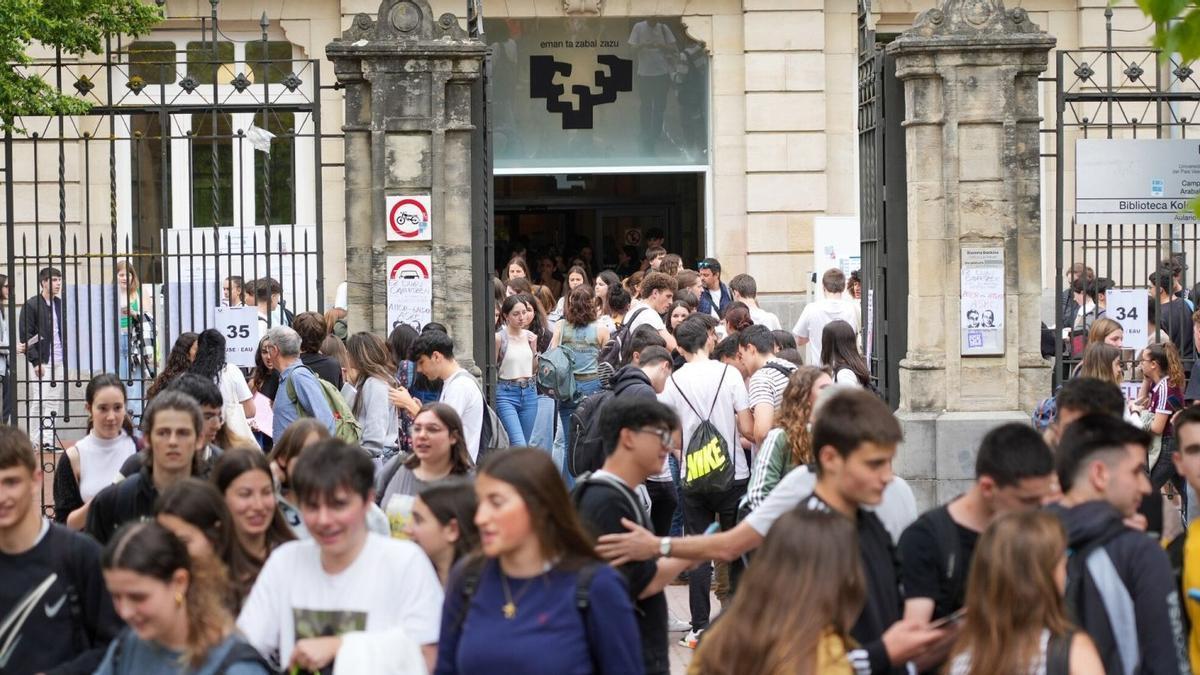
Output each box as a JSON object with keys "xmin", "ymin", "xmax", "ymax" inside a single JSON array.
[
  {"xmin": 185, "ymin": 41, "xmax": 235, "ymax": 86},
  {"xmin": 128, "ymin": 41, "xmax": 177, "ymax": 86},
  {"xmin": 191, "ymin": 112, "xmax": 234, "ymax": 227},
  {"xmin": 130, "ymin": 114, "xmax": 170, "ymax": 282},
  {"xmin": 246, "ymin": 41, "xmax": 294, "ymax": 85},
  {"xmin": 253, "ymin": 111, "xmax": 295, "ymax": 225},
  {"xmin": 482, "ymin": 17, "xmax": 709, "ymax": 169}
]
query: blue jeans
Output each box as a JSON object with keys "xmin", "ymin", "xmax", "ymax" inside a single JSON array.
[
  {"xmin": 118, "ymin": 333, "xmax": 144, "ymax": 420},
  {"xmin": 529, "ymin": 394, "xmax": 557, "ymax": 453},
  {"xmin": 558, "ymin": 377, "xmax": 603, "ymax": 481},
  {"xmin": 495, "ymin": 380, "xmax": 538, "ymax": 447}
]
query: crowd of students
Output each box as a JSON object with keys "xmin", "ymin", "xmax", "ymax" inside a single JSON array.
[{"xmin": 4, "ymin": 243, "xmax": 1200, "ymax": 675}]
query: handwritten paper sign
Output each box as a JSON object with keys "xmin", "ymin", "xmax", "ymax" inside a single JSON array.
[
  {"xmin": 960, "ymin": 247, "xmax": 1004, "ymax": 356},
  {"xmin": 386, "ymin": 255, "xmax": 433, "ymax": 331}
]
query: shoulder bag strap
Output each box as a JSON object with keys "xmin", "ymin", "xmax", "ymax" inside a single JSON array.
[
  {"xmin": 706, "ymin": 365, "xmax": 729, "ymax": 420},
  {"xmin": 575, "ymin": 563, "xmax": 601, "ymax": 670},
  {"xmin": 1046, "ymin": 630, "xmax": 1072, "ymax": 675},
  {"xmin": 669, "ymin": 373, "xmax": 703, "ymax": 420}
]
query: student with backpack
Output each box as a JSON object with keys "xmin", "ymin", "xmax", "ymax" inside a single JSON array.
[
  {"xmin": 0, "ymin": 425, "xmax": 122, "ymax": 675},
  {"xmin": 605, "ymin": 271, "xmax": 677, "ymax": 366},
  {"xmin": 897, "ymin": 424, "xmax": 1056, "ymax": 672},
  {"xmin": 95, "ymin": 521, "xmax": 271, "ymax": 675},
  {"xmin": 738, "ymin": 324, "xmax": 797, "ymax": 446},
  {"xmin": 946, "ymin": 511, "xmax": 1103, "ymax": 675},
  {"xmin": 86, "ymin": 391, "xmax": 208, "ymax": 545},
  {"xmin": 264, "ymin": 327, "xmax": 337, "ymax": 440},
  {"xmin": 435, "ymin": 448, "xmax": 642, "ymax": 674},
  {"xmin": 495, "ymin": 295, "xmax": 540, "ymax": 446},
  {"xmin": 549, "ymin": 286, "xmax": 609, "ymax": 465},
  {"xmin": 574, "ymin": 397, "xmax": 692, "ymax": 675},
  {"xmin": 657, "ymin": 314, "xmax": 753, "ymax": 648},
  {"xmin": 1048, "ymin": 414, "xmax": 1188, "ymax": 674}
]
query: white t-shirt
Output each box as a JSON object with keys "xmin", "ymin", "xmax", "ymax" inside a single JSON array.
[
  {"xmin": 792, "ymin": 297, "xmax": 860, "ymax": 366},
  {"xmin": 218, "ymin": 362, "xmax": 255, "ymax": 440},
  {"xmin": 237, "ymin": 534, "xmax": 443, "ymax": 667},
  {"xmin": 743, "ymin": 465, "xmax": 918, "ymax": 544},
  {"xmin": 441, "ymin": 369, "xmax": 483, "ymax": 461},
  {"xmin": 626, "ymin": 301, "xmax": 666, "ymax": 335},
  {"xmin": 748, "ymin": 306, "xmax": 782, "ymax": 331},
  {"xmin": 658, "ymin": 359, "xmax": 751, "ymax": 480},
  {"xmin": 627, "ymin": 21, "xmax": 676, "ymax": 77}
]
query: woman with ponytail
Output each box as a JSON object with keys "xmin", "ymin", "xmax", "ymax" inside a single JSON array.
[
  {"xmin": 54, "ymin": 373, "xmax": 138, "ymax": 530},
  {"xmin": 95, "ymin": 521, "xmax": 269, "ymax": 674}
]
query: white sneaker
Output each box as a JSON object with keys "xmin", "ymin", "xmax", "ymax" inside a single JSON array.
[
  {"xmin": 667, "ymin": 616, "xmax": 691, "ymax": 632},
  {"xmin": 677, "ymin": 629, "xmax": 703, "ymax": 649}
]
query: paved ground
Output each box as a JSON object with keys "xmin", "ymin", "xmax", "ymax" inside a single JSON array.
[{"xmin": 666, "ymin": 584, "xmax": 708, "ymax": 675}]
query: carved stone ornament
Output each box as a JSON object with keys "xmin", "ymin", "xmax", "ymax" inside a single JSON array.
[
  {"xmin": 905, "ymin": 0, "xmax": 1042, "ymax": 39},
  {"xmin": 563, "ymin": 0, "xmax": 604, "ymax": 16},
  {"xmin": 337, "ymin": 0, "xmax": 468, "ymax": 42}
]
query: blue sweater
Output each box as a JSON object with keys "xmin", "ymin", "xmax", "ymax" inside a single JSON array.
[
  {"xmin": 273, "ymin": 361, "xmax": 335, "ymax": 439},
  {"xmin": 434, "ymin": 559, "xmax": 644, "ymax": 675}
]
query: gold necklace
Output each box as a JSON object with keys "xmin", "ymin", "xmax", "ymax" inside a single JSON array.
[{"xmin": 499, "ymin": 572, "xmax": 537, "ymax": 619}]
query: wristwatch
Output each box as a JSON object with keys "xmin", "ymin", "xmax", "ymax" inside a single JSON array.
[{"xmin": 659, "ymin": 537, "xmax": 672, "ymax": 558}]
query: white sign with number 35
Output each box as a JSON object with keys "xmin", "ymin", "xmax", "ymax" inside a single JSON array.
[
  {"xmin": 215, "ymin": 306, "xmax": 260, "ymax": 368},
  {"xmin": 1106, "ymin": 289, "xmax": 1148, "ymax": 351}
]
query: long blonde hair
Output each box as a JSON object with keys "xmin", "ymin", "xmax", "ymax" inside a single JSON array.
[
  {"xmin": 775, "ymin": 366, "xmax": 831, "ymax": 466},
  {"xmin": 691, "ymin": 509, "xmax": 864, "ymax": 675},
  {"xmin": 949, "ymin": 511, "xmax": 1073, "ymax": 675}
]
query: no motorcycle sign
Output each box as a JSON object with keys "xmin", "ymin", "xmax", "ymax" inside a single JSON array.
[{"xmin": 386, "ymin": 195, "xmax": 432, "ymax": 241}]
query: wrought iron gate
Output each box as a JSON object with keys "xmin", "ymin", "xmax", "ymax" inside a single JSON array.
[
  {"xmin": 1, "ymin": 18, "xmax": 329, "ymax": 512},
  {"xmin": 857, "ymin": 2, "xmax": 908, "ymax": 409},
  {"xmin": 1052, "ymin": 9, "xmax": 1200, "ymax": 387}
]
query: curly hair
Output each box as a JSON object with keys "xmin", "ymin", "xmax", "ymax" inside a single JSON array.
[
  {"xmin": 146, "ymin": 332, "xmax": 198, "ymax": 400},
  {"xmin": 563, "ymin": 284, "xmax": 597, "ymax": 327},
  {"xmin": 188, "ymin": 329, "xmax": 228, "ymax": 383},
  {"xmin": 776, "ymin": 366, "xmax": 832, "ymax": 466}
]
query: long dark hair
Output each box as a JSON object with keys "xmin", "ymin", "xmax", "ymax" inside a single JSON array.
[
  {"xmin": 387, "ymin": 323, "xmax": 419, "ymax": 366},
  {"xmin": 596, "ymin": 270, "xmax": 620, "ymax": 314},
  {"xmin": 249, "ymin": 337, "xmax": 272, "ymax": 394},
  {"xmin": 691, "ymin": 509, "xmax": 864, "ymax": 675},
  {"xmin": 406, "ymin": 403, "xmax": 475, "ymax": 474},
  {"xmin": 155, "ymin": 478, "xmax": 258, "ymax": 609},
  {"xmin": 85, "ymin": 373, "xmax": 135, "ymax": 437},
  {"xmin": 102, "ymin": 522, "xmax": 233, "ymax": 667},
  {"xmin": 146, "ymin": 331, "xmax": 197, "ymax": 400},
  {"xmin": 210, "ymin": 447, "xmax": 296, "ymax": 560},
  {"xmin": 189, "ymin": 329, "xmax": 228, "ymax": 383},
  {"xmin": 820, "ymin": 320, "xmax": 870, "ymax": 386},
  {"xmin": 473, "ymin": 447, "xmax": 597, "ymax": 571},
  {"xmin": 418, "ymin": 477, "xmax": 480, "ymax": 565}
]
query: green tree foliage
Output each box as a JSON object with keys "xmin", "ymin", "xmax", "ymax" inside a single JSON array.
[
  {"xmin": 0, "ymin": 0, "xmax": 161, "ymax": 127},
  {"xmin": 1139, "ymin": 0, "xmax": 1200, "ymax": 61}
]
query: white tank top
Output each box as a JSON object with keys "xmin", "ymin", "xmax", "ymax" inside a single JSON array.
[
  {"xmin": 499, "ymin": 330, "xmax": 535, "ymax": 380},
  {"xmin": 76, "ymin": 432, "xmax": 137, "ymax": 501}
]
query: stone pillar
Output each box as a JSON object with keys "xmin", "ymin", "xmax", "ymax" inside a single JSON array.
[
  {"xmin": 886, "ymin": 0, "xmax": 1055, "ymax": 508},
  {"xmin": 327, "ymin": 0, "xmax": 487, "ymax": 368}
]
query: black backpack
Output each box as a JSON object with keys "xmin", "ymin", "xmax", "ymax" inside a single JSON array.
[
  {"xmin": 597, "ymin": 307, "xmax": 650, "ymax": 369},
  {"xmin": 570, "ymin": 472, "xmax": 650, "ymax": 530},
  {"xmin": 675, "ymin": 366, "xmax": 734, "ymax": 495},
  {"xmin": 568, "ymin": 389, "xmax": 615, "ymax": 477}
]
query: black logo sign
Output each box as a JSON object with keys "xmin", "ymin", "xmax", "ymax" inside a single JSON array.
[{"xmin": 530, "ymin": 55, "xmax": 633, "ymax": 130}]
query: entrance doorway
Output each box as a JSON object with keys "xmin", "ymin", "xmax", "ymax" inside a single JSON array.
[{"xmin": 494, "ymin": 172, "xmax": 704, "ymax": 278}]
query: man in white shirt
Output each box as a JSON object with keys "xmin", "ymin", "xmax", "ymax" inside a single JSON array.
[
  {"xmin": 626, "ymin": 271, "xmax": 678, "ymax": 352},
  {"xmin": 392, "ymin": 329, "xmax": 484, "ymax": 461},
  {"xmin": 792, "ymin": 267, "xmax": 860, "ymax": 366},
  {"xmin": 729, "ymin": 273, "xmax": 781, "ymax": 331},
  {"xmin": 238, "ymin": 440, "xmax": 443, "ymax": 673},
  {"xmin": 657, "ymin": 314, "xmax": 753, "ymax": 645}
]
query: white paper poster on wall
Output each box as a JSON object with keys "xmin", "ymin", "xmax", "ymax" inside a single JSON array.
[
  {"xmin": 386, "ymin": 195, "xmax": 432, "ymax": 241},
  {"xmin": 1105, "ymin": 289, "xmax": 1149, "ymax": 351},
  {"xmin": 960, "ymin": 247, "xmax": 1005, "ymax": 356},
  {"xmin": 386, "ymin": 255, "xmax": 433, "ymax": 331},
  {"xmin": 214, "ymin": 306, "xmax": 260, "ymax": 368}
]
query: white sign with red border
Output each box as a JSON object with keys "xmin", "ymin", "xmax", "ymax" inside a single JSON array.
[
  {"xmin": 386, "ymin": 255, "xmax": 433, "ymax": 330},
  {"xmin": 386, "ymin": 195, "xmax": 432, "ymax": 241}
]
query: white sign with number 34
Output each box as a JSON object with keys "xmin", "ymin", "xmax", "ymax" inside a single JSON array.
[
  {"xmin": 215, "ymin": 306, "xmax": 260, "ymax": 368},
  {"xmin": 1106, "ymin": 289, "xmax": 1148, "ymax": 351}
]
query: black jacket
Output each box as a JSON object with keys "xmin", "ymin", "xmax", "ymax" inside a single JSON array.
[
  {"xmin": 1048, "ymin": 501, "xmax": 1188, "ymax": 675},
  {"xmin": 19, "ymin": 294, "xmax": 64, "ymax": 366},
  {"xmin": 85, "ymin": 468, "xmax": 158, "ymax": 546},
  {"xmin": 610, "ymin": 364, "xmax": 657, "ymax": 400}
]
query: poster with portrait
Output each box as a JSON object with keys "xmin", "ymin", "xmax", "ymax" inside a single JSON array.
[
  {"xmin": 960, "ymin": 247, "xmax": 1004, "ymax": 356},
  {"xmin": 386, "ymin": 255, "xmax": 433, "ymax": 331}
]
